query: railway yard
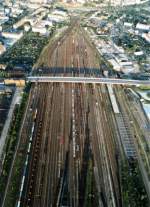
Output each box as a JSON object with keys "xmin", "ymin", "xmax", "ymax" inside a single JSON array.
[
  {"xmin": 33, "ymin": 21, "xmax": 100, "ymax": 77},
  {"xmin": 2, "ymin": 21, "xmax": 150, "ymax": 207}
]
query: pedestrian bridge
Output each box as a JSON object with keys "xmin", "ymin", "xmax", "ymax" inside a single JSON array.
[{"xmin": 27, "ymin": 76, "xmax": 150, "ymax": 86}]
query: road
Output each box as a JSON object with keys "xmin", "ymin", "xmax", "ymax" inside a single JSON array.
[{"xmin": 0, "ymin": 87, "xmax": 22, "ymax": 161}]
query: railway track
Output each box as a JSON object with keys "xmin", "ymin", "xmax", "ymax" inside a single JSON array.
[
  {"xmin": 3, "ymin": 22, "xmax": 124, "ymax": 207},
  {"xmin": 87, "ymin": 83, "xmax": 121, "ymax": 207}
]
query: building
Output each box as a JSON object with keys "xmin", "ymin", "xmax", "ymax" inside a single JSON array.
[
  {"xmin": 0, "ymin": 64, "xmax": 7, "ymax": 70},
  {"xmin": 52, "ymin": 10, "xmax": 68, "ymax": 17},
  {"xmin": 32, "ymin": 25, "xmax": 47, "ymax": 34},
  {"xmin": 29, "ymin": 0, "xmax": 48, "ymax": 4},
  {"xmin": 32, "ymin": 20, "xmax": 52, "ymax": 34},
  {"xmin": 1, "ymin": 31, "xmax": 23, "ymax": 40},
  {"xmin": 136, "ymin": 23, "xmax": 150, "ymax": 32},
  {"xmin": 134, "ymin": 51, "xmax": 144, "ymax": 56},
  {"xmin": 124, "ymin": 22, "xmax": 133, "ymax": 30},
  {"xmin": 24, "ymin": 23, "xmax": 31, "ymax": 32},
  {"xmin": 48, "ymin": 14, "xmax": 66, "ymax": 23},
  {"xmin": 142, "ymin": 33, "xmax": 150, "ymax": 43},
  {"xmin": 4, "ymin": 79, "xmax": 25, "ymax": 87},
  {"xmin": 0, "ymin": 44, "xmax": 6, "ymax": 55},
  {"xmin": 106, "ymin": 0, "xmax": 148, "ymax": 6}
]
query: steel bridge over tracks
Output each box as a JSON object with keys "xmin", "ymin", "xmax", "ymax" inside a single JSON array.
[{"xmin": 27, "ymin": 76, "xmax": 150, "ymax": 86}]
